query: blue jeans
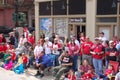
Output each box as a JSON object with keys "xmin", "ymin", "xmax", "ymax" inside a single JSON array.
[
  {"xmin": 28, "ymin": 56, "xmax": 34, "ymax": 66},
  {"xmin": 72, "ymin": 55, "xmax": 78, "ymax": 71},
  {"xmin": 93, "ymin": 58, "xmax": 103, "ymax": 74},
  {"xmin": 14, "ymin": 37, "xmax": 18, "ymax": 48}
]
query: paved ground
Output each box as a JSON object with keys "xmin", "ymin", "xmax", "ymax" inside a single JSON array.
[{"xmin": 0, "ymin": 67, "xmax": 54, "ymax": 80}]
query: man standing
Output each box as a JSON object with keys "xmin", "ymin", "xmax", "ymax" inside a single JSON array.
[
  {"xmin": 90, "ymin": 37, "xmax": 105, "ymax": 75},
  {"xmin": 81, "ymin": 37, "xmax": 93, "ymax": 65},
  {"xmin": 99, "ymin": 32, "xmax": 107, "ymax": 46}
]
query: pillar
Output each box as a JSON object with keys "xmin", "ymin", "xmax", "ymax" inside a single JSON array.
[
  {"xmin": 35, "ymin": 2, "xmax": 40, "ymax": 42},
  {"xmin": 86, "ymin": 0, "xmax": 97, "ymax": 41}
]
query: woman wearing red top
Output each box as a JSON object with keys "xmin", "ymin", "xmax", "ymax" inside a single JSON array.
[
  {"xmin": 68, "ymin": 38, "xmax": 79, "ymax": 71},
  {"xmin": 90, "ymin": 37, "xmax": 104, "ymax": 75}
]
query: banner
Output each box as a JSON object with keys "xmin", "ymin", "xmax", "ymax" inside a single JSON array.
[
  {"xmin": 40, "ymin": 18, "xmax": 52, "ymax": 30},
  {"xmin": 40, "ymin": 18, "xmax": 52, "ymax": 37}
]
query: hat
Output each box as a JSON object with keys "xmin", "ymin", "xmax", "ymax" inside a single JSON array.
[
  {"xmin": 99, "ymin": 32, "xmax": 104, "ymax": 35},
  {"xmin": 94, "ymin": 37, "xmax": 99, "ymax": 41},
  {"xmin": 109, "ymin": 40, "xmax": 114, "ymax": 44},
  {"xmin": 45, "ymin": 37, "xmax": 49, "ymax": 41}
]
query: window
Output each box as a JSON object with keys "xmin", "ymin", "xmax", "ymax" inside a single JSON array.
[
  {"xmin": 97, "ymin": 0, "xmax": 117, "ymax": 15},
  {"xmin": 39, "ymin": 1, "xmax": 51, "ymax": 15},
  {"xmin": 69, "ymin": 0, "xmax": 86, "ymax": 14},
  {"xmin": 53, "ymin": 0, "xmax": 67, "ymax": 15}
]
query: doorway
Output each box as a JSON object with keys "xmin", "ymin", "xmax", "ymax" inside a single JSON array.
[{"xmin": 75, "ymin": 25, "xmax": 86, "ymax": 41}]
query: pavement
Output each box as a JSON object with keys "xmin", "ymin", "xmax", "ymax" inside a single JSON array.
[{"xmin": 0, "ymin": 67, "xmax": 54, "ymax": 80}]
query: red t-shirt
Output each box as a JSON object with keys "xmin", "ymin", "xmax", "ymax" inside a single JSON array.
[
  {"xmin": 68, "ymin": 43, "xmax": 79, "ymax": 56},
  {"xmin": 81, "ymin": 41, "xmax": 93, "ymax": 55},
  {"xmin": 28, "ymin": 36, "xmax": 35, "ymax": 46},
  {"xmin": 11, "ymin": 52, "xmax": 16, "ymax": 61},
  {"xmin": 67, "ymin": 74, "xmax": 76, "ymax": 80},
  {"xmin": 91, "ymin": 43, "xmax": 104, "ymax": 59},
  {"xmin": 22, "ymin": 56, "xmax": 28, "ymax": 64},
  {"xmin": 105, "ymin": 69, "xmax": 113, "ymax": 76},
  {"xmin": 3, "ymin": 44, "xmax": 8, "ymax": 52},
  {"xmin": 81, "ymin": 73, "xmax": 94, "ymax": 80}
]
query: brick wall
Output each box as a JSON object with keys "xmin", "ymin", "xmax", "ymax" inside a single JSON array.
[{"xmin": 0, "ymin": 8, "xmax": 14, "ymax": 27}]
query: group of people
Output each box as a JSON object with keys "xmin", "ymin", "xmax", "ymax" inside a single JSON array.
[{"xmin": 1, "ymin": 27, "xmax": 120, "ymax": 80}]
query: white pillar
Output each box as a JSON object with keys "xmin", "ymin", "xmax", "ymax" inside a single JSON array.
[
  {"xmin": 28, "ymin": 9, "xmax": 32, "ymax": 27},
  {"xmin": 35, "ymin": 2, "xmax": 40, "ymax": 42},
  {"xmin": 86, "ymin": 0, "xmax": 96, "ymax": 41}
]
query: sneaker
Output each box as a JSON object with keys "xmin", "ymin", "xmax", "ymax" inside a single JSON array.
[{"xmin": 40, "ymin": 74, "xmax": 44, "ymax": 78}]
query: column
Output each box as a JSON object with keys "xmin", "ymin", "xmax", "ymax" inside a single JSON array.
[
  {"xmin": 86, "ymin": 0, "xmax": 96, "ymax": 41},
  {"xmin": 35, "ymin": 2, "xmax": 40, "ymax": 42},
  {"xmin": 117, "ymin": 3, "xmax": 120, "ymax": 39}
]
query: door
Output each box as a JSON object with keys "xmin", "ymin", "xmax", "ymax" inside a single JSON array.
[{"xmin": 75, "ymin": 25, "xmax": 86, "ymax": 41}]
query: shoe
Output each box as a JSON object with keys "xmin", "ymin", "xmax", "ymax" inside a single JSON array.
[
  {"xmin": 40, "ymin": 74, "xmax": 44, "ymax": 78},
  {"xmin": 34, "ymin": 71, "xmax": 41, "ymax": 77}
]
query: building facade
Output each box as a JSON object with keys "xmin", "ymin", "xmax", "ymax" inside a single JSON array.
[
  {"xmin": 35, "ymin": 0, "xmax": 120, "ymax": 42},
  {"xmin": 0, "ymin": 0, "xmax": 34, "ymax": 28}
]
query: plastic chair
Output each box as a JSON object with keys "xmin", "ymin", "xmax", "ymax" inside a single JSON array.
[
  {"xmin": 109, "ymin": 61, "xmax": 119, "ymax": 80},
  {"xmin": 109, "ymin": 61, "xmax": 119, "ymax": 74}
]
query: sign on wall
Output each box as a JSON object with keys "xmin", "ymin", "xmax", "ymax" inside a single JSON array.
[
  {"xmin": 54, "ymin": 18, "xmax": 67, "ymax": 37},
  {"xmin": 40, "ymin": 18, "xmax": 53, "ymax": 37}
]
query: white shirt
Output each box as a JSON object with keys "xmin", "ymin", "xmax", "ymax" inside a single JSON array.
[
  {"xmin": 34, "ymin": 45, "xmax": 43, "ymax": 57},
  {"xmin": 75, "ymin": 39, "xmax": 80, "ymax": 49},
  {"xmin": 18, "ymin": 37, "xmax": 27, "ymax": 47},
  {"xmin": 44, "ymin": 41, "xmax": 52, "ymax": 54},
  {"xmin": 52, "ymin": 44, "xmax": 60, "ymax": 55},
  {"xmin": 99, "ymin": 36, "xmax": 107, "ymax": 46},
  {"xmin": 115, "ymin": 72, "xmax": 120, "ymax": 80}
]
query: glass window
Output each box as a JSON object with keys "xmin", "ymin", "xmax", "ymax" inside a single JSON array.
[
  {"xmin": 69, "ymin": 0, "xmax": 86, "ymax": 14},
  {"xmin": 39, "ymin": 1, "xmax": 51, "ymax": 15},
  {"xmin": 97, "ymin": 0, "xmax": 117, "ymax": 15},
  {"xmin": 53, "ymin": 0, "xmax": 67, "ymax": 15}
]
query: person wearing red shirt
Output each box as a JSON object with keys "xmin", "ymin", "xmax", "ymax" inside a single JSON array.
[
  {"xmin": 22, "ymin": 53, "xmax": 28, "ymax": 69},
  {"xmin": 68, "ymin": 38, "xmax": 79, "ymax": 71},
  {"xmin": 81, "ymin": 37, "xmax": 93, "ymax": 65},
  {"xmin": 66, "ymin": 69, "xmax": 76, "ymax": 80},
  {"xmin": 27, "ymin": 34, "xmax": 35, "ymax": 46},
  {"xmin": 79, "ymin": 32, "xmax": 86, "ymax": 44},
  {"xmin": 98, "ymin": 64, "xmax": 114, "ymax": 79},
  {"xmin": 81, "ymin": 70, "xmax": 94, "ymax": 80},
  {"xmin": 90, "ymin": 37, "xmax": 105, "ymax": 75}
]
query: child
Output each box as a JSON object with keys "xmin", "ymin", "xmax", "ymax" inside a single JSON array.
[
  {"xmin": 22, "ymin": 53, "xmax": 28, "ymax": 69},
  {"xmin": 3, "ymin": 51, "xmax": 13, "ymax": 70},
  {"xmin": 14, "ymin": 54, "xmax": 24, "ymax": 74},
  {"xmin": 98, "ymin": 64, "xmax": 114, "ymax": 80},
  {"xmin": 66, "ymin": 69, "xmax": 76, "ymax": 80},
  {"xmin": 104, "ymin": 64, "xmax": 114, "ymax": 79}
]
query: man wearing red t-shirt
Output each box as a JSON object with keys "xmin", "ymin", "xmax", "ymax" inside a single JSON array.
[
  {"xmin": 90, "ymin": 37, "xmax": 105, "ymax": 75},
  {"xmin": 81, "ymin": 37, "xmax": 93, "ymax": 65}
]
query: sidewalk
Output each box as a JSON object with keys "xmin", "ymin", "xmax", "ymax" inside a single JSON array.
[{"xmin": 0, "ymin": 67, "xmax": 54, "ymax": 80}]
